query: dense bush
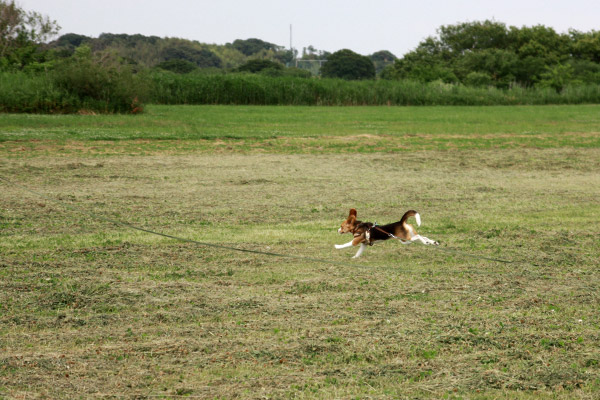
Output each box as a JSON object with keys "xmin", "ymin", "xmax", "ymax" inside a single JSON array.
[
  {"xmin": 259, "ymin": 67, "xmax": 312, "ymax": 78},
  {"xmin": 236, "ymin": 59, "xmax": 283, "ymax": 73},
  {"xmin": 50, "ymin": 47, "xmax": 146, "ymax": 113},
  {"xmin": 156, "ymin": 59, "xmax": 198, "ymax": 74},
  {"xmin": 0, "ymin": 47, "xmax": 147, "ymax": 113}
]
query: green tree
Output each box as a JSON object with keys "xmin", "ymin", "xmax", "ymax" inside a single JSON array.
[
  {"xmin": 160, "ymin": 43, "xmax": 222, "ymax": 68},
  {"xmin": 538, "ymin": 63, "xmax": 577, "ymax": 92},
  {"xmin": 231, "ymin": 38, "xmax": 281, "ymax": 56},
  {"xmin": 438, "ymin": 20, "xmax": 510, "ymax": 52},
  {"xmin": 456, "ymin": 48, "xmax": 518, "ymax": 88},
  {"xmin": 570, "ymin": 59, "xmax": 600, "ymax": 84},
  {"xmin": 0, "ymin": 0, "xmax": 60, "ymax": 69},
  {"xmin": 570, "ymin": 30, "xmax": 600, "ymax": 63},
  {"xmin": 391, "ymin": 20, "xmax": 595, "ymax": 88},
  {"xmin": 391, "ymin": 37, "xmax": 457, "ymax": 83},
  {"xmin": 508, "ymin": 25, "xmax": 570, "ymax": 86},
  {"xmin": 55, "ymin": 33, "xmax": 90, "ymax": 48},
  {"xmin": 320, "ymin": 49, "xmax": 375, "ymax": 80},
  {"xmin": 370, "ymin": 50, "xmax": 396, "ymax": 75},
  {"xmin": 51, "ymin": 33, "xmax": 91, "ymax": 58}
]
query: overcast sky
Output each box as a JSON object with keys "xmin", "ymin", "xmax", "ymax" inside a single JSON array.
[{"xmin": 18, "ymin": 0, "xmax": 600, "ymax": 57}]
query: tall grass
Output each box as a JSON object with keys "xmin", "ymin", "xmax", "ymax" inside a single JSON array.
[
  {"xmin": 2, "ymin": 70, "xmax": 600, "ymax": 114},
  {"xmin": 149, "ymin": 71, "xmax": 600, "ymax": 106},
  {"xmin": 0, "ymin": 71, "xmax": 80, "ymax": 113}
]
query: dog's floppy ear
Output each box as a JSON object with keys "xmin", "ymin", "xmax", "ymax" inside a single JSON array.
[{"xmin": 348, "ymin": 208, "xmax": 357, "ymax": 220}]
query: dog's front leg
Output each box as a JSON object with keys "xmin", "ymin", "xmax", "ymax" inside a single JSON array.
[
  {"xmin": 352, "ymin": 243, "xmax": 367, "ymax": 258},
  {"xmin": 335, "ymin": 240, "xmax": 354, "ymax": 250}
]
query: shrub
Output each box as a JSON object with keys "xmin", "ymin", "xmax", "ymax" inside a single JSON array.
[
  {"xmin": 260, "ymin": 67, "xmax": 312, "ymax": 78},
  {"xmin": 464, "ymin": 71, "xmax": 493, "ymax": 87},
  {"xmin": 236, "ymin": 59, "xmax": 283, "ymax": 73},
  {"xmin": 50, "ymin": 46, "xmax": 147, "ymax": 113},
  {"xmin": 0, "ymin": 45, "xmax": 147, "ymax": 114}
]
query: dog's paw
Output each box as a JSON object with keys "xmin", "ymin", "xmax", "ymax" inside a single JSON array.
[
  {"xmin": 352, "ymin": 255, "xmax": 360, "ymax": 259},
  {"xmin": 433, "ymin": 241, "xmax": 440, "ymax": 246},
  {"xmin": 334, "ymin": 244, "xmax": 342, "ymax": 249}
]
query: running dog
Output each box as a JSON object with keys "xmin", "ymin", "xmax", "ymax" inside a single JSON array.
[{"xmin": 335, "ymin": 208, "xmax": 439, "ymax": 258}]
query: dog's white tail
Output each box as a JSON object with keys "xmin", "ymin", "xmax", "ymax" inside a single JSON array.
[{"xmin": 400, "ymin": 210, "xmax": 421, "ymax": 226}]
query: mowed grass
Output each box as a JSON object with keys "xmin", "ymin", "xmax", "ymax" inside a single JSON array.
[
  {"xmin": 1, "ymin": 105, "xmax": 600, "ymax": 398},
  {"xmin": 1, "ymin": 104, "xmax": 600, "ymax": 152}
]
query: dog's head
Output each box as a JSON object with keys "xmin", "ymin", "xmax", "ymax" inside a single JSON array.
[{"xmin": 338, "ymin": 208, "xmax": 358, "ymax": 234}]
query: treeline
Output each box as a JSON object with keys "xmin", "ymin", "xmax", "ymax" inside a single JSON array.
[
  {"xmin": 51, "ymin": 34, "xmax": 296, "ymax": 71},
  {"xmin": 1, "ymin": 0, "xmax": 600, "ymax": 113},
  {"xmin": 46, "ymin": 33, "xmax": 397, "ymax": 77},
  {"xmin": 46, "ymin": 20, "xmax": 600, "ymax": 92},
  {"xmin": 384, "ymin": 20, "xmax": 600, "ymax": 91}
]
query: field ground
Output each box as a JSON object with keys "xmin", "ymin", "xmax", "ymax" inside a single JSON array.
[{"xmin": 1, "ymin": 105, "xmax": 600, "ymax": 399}]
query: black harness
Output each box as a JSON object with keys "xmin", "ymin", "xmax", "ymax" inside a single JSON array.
[{"xmin": 353, "ymin": 222, "xmax": 398, "ymax": 246}]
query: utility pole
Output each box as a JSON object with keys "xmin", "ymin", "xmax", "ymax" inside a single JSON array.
[{"xmin": 290, "ymin": 24, "xmax": 296, "ymax": 66}]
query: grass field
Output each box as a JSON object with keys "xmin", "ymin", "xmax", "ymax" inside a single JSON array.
[{"xmin": 1, "ymin": 105, "xmax": 600, "ymax": 399}]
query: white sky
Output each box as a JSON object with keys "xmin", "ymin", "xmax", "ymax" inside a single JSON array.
[{"xmin": 17, "ymin": 0, "xmax": 600, "ymax": 57}]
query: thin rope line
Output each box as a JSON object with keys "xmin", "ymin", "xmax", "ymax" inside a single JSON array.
[{"xmin": 429, "ymin": 245, "xmax": 515, "ymax": 264}]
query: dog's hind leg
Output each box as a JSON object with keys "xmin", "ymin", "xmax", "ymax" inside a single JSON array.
[
  {"xmin": 411, "ymin": 235, "xmax": 439, "ymax": 245},
  {"xmin": 352, "ymin": 243, "xmax": 367, "ymax": 258}
]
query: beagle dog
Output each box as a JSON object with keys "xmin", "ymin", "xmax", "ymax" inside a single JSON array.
[{"xmin": 335, "ymin": 208, "xmax": 439, "ymax": 258}]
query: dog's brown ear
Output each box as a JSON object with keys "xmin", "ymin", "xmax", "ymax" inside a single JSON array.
[{"xmin": 349, "ymin": 208, "xmax": 357, "ymax": 218}]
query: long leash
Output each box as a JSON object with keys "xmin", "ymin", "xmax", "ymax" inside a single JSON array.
[{"xmin": 1, "ymin": 175, "xmax": 517, "ymax": 267}]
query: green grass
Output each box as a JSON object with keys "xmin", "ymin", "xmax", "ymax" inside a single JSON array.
[
  {"xmin": 1, "ymin": 104, "xmax": 600, "ymax": 151},
  {"xmin": 1, "ymin": 105, "xmax": 599, "ymax": 398}
]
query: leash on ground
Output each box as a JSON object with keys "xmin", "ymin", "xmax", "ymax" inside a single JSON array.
[
  {"xmin": 429, "ymin": 246, "xmax": 515, "ymax": 264},
  {"xmin": 0, "ymin": 175, "xmax": 517, "ymax": 268}
]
